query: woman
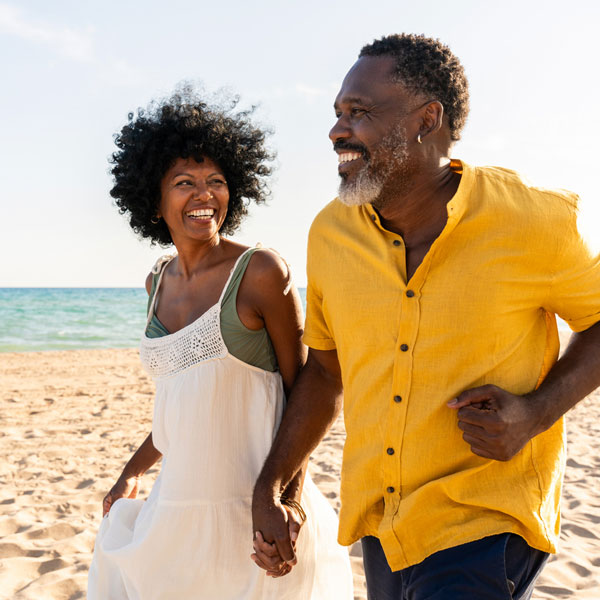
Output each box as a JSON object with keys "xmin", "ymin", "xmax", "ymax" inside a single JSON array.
[{"xmin": 87, "ymin": 88, "xmax": 353, "ymax": 599}]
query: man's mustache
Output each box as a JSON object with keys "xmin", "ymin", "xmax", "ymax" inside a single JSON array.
[{"xmin": 333, "ymin": 141, "xmax": 369, "ymax": 158}]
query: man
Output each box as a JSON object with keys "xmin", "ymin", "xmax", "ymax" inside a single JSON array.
[{"xmin": 251, "ymin": 34, "xmax": 600, "ymax": 598}]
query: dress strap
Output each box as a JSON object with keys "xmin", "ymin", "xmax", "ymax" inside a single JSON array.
[
  {"xmin": 146, "ymin": 255, "xmax": 176, "ymax": 328},
  {"xmin": 217, "ymin": 247, "xmax": 258, "ymax": 305}
]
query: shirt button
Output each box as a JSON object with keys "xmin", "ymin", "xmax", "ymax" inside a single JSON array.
[
  {"xmin": 406, "ymin": 289, "xmax": 415, "ymax": 298},
  {"xmin": 394, "ymin": 395, "xmax": 402, "ymax": 403},
  {"xmin": 400, "ymin": 344, "xmax": 409, "ymax": 352},
  {"xmin": 393, "ymin": 239, "xmax": 401, "ymax": 246},
  {"xmin": 387, "ymin": 486, "xmax": 395, "ymax": 493},
  {"xmin": 387, "ymin": 447, "xmax": 395, "ymax": 455},
  {"xmin": 371, "ymin": 214, "xmax": 377, "ymax": 221}
]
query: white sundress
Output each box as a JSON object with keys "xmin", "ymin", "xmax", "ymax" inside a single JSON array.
[{"xmin": 88, "ymin": 249, "xmax": 353, "ymax": 599}]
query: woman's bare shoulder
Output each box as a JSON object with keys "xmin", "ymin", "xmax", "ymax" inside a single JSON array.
[{"xmin": 245, "ymin": 247, "xmax": 291, "ymax": 289}]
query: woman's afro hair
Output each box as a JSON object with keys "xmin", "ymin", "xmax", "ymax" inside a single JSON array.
[
  {"xmin": 360, "ymin": 34, "xmax": 470, "ymax": 141},
  {"xmin": 110, "ymin": 85, "xmax": 273, "ymax": 245}
]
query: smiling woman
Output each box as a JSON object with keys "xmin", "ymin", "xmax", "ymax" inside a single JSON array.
[
  {"xmin": 110, "ymin": 85, "xmax": 272, "ymax": 244},
  {"xmin": 158, "ymin": 156, "xmax": 231, "ymax": 246},
  {"xmin": 87, "ymin": 86, "xmax": 353, "ymax": 599}
]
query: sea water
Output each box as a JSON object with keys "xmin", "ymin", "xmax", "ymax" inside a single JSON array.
[
  {"xmin": 0, "ymin": 288, "xmax": 567, "ymax": 353},
  {"xmin": 0, "ymin": 288, "xmax": 308, "ymax": 352}
]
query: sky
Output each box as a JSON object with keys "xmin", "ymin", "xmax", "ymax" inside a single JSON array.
[{"xmin": 1, "ymin": 0, "xmax": 599, "ymax": 287}]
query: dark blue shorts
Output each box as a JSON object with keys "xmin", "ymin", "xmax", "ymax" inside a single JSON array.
[{"xmin": 361, "ymin": 533, "xmax": 549, "ymax": 600}]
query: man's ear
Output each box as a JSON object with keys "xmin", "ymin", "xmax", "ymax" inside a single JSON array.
[{"xmin": 418, "ymin": 100, "xmax": 444, "ymax": 141}]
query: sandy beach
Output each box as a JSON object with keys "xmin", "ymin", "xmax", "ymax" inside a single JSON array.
[{"xmin": 1, "ymin": 332, "xmax": 599, "ymax": 599}]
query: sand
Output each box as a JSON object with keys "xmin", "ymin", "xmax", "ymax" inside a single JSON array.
[{"xmin": 1, "ymin": 332, "xmax": 599, "ymax": 599}]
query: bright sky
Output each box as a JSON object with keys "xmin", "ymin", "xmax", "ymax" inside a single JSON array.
[{"xmin": 2, "ymin": 0, "xmax": 599, "ymax": 287}]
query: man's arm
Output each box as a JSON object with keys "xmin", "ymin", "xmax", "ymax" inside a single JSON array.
[
  {"xmin": 448, "ymin": 320, "xmax": 600, "ymax": 461},
  {"xmin": 252, "ymin": 347, "xmax": 343, "ymax": 564}
]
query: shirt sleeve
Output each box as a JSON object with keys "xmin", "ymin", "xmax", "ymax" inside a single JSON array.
[
  {"xmin": 544, "ymin": 199, "xmax": 600, "ymax": 332},
  {"xmin": 302, "ymin": 218, "xmax": 337, "ymax": 351}
]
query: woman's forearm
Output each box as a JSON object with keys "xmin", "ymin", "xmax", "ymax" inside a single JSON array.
[
  {"xmin": 281, "ymin": 458, "xmax": 309, "ymax": 501},
  {"xmin": 121, "ymin": 432, "xmax": 162, "ymax": 478}
]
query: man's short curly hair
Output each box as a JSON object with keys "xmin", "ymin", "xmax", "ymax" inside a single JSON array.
[
  {"xmin": 360, "ymin": 34, "xmax": 470, "ymax": 141},
  {"xmin": 110, "ymin": 86, "xmax": 273, "ymax": 245}
]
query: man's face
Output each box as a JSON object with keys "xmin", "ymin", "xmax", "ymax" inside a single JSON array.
[{"xmin": 329, "ymin": 56, "xmax": 418, "ymax": 207}]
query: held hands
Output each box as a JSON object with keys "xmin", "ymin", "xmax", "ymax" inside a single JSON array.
[
  {"xmin": 251, "ymin": 496, "xmax": 305, "ymax": 577},
  {"xmin": 448, "ymin": 384, "xmax": 543, "ymax": 461},
  {"xmin": 102, "ymin": 474, "xmax": 140, "ymax": 516}
]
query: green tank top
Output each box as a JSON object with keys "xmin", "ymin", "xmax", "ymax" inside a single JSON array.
[{"xmin": 145, "ymin": 248, "xmax": 278, "ymax": 372}]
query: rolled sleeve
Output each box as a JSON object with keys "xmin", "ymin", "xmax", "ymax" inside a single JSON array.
[
  {"xmin": 302, "ymin": 214, "xmax": 336, "ymax": 351},
  {"xmin": 545, "ymin": 202, "xmax": 600, "ymax": 332}
]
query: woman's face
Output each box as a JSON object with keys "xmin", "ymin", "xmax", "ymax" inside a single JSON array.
[{"xmin": 158, "ymin": 156, "xmax": 229, "ymax": 246}]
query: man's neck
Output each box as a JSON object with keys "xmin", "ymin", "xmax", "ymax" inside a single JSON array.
[{"xmin": 375, "ymin": 160, "xmax": 460, "ymax": 249}]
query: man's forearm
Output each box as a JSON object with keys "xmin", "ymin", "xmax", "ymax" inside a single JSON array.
[
  {"xmin": 530, "ymin": 320, "xmax": 600, "ymax": 433},
  {"xmin": 451, "ymin": 320, "xmax": 600, "ymax": 461},
  {"xmin": 255, "ymin": 352, "xmax": 343, "ymax": 499}
]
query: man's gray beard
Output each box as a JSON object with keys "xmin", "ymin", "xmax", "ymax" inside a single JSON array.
[
  {"xmin": 337, "ymin": 127, "xmax": 409, "ymax": 208},
  {"xmin": 338, "ymin": 169, "xmax": 384, "ymax": 207}
]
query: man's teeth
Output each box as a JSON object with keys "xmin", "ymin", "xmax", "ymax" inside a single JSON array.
[
  {"xmin": 186, "ymin": 209, "xmax": 215, "ymax": 218},
  {"xmin": 338, "ymin": 152, "xmax": 362, "ymax": 164}
]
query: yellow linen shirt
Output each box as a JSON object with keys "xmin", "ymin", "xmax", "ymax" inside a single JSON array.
[{"xmin": 303, "ymin": 160, "xmax": 600, "ymax": 570}]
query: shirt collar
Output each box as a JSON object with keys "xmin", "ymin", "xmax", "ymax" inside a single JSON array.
[{"xmin": 363, "ymin": 158, "xmax": 473, "ymax": 228}]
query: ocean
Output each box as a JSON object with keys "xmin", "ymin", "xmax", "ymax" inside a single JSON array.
[
  {"xmin": 0, "ymin": 288, "xmax": 307, "ymax": 353},
  {"xmin": 0, "ymin": 287, "xmax": 568, "ymax": 353}
]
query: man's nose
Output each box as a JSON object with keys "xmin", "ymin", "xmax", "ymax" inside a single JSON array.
[{"xmin": 329, "ymin": 115, "xmax": 351, "ymax": 144}]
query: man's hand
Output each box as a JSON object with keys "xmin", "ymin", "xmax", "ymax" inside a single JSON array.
[
  {"xmin": 251, "ymin": 493, "xmax": 297, "ymax": 573},
  {"xmin": 447, "ymin": 384, "xmax": 543, "ymax": 461},
  {"xmin": 251, "ymin": 505, "xmax": 303, "ymax": 577}
]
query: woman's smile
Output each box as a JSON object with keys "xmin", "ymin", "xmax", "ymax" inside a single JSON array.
[{"xmin": 159, "ymin": 156, "xmax": 229, "ymax": 244}]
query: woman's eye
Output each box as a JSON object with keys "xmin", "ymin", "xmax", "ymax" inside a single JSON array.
[
  {"xmin": 209, "ymin": 179, "xmax": 227, "ymax": 186},
  {"xmin": 175, "ymin": 180, "xmax": 192, "ymax": 186}
]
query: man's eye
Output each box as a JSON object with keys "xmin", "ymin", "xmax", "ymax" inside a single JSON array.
[{"xmin": 351, "ymin": 108, "xmax": 365, "ymax": 116}]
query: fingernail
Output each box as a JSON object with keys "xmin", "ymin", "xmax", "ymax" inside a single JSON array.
[
  {"xmin": 291, "ymin": 531, "xmax": 298, "ymax": 542},
  {"xmin": 447, "ymin": 398, "xmax": 458, "ymax": 406}
]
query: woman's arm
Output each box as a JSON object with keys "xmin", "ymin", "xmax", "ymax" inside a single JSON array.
[
  {"xmin": 238, "ymin": 249, "xmax": 307, "ymax": 394},
  {"xmin": 102, "ymin": 432, "xmax": 162, "ymax": 516},
  {"xmin": 103, "ymin": 273, "xmax": 162, "ymax": 516},
  {"xmin": 239, "ymin": 249, "xmax": 307, "ymax": 492},
  {"xmin": 236, "ymin": 249, "xmax": 308, "ymax": 575}
]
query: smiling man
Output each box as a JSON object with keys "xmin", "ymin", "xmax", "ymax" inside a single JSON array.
[{"xmin": 252, "ymin": 34, "xmax": 600, "ymax": 599}]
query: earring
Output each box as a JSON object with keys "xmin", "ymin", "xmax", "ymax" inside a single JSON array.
[
  {"xmin": 151, "ymin": 215, "xmax": 161, "ymax": 224},
  {"xmin": 417, "ymin": 134, "xmax": 423, "ymax": 144}
]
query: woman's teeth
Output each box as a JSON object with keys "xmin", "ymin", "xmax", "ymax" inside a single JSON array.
[{"xmin": 186, "ymin": 209, "xmax": 215, "ymax": 219}]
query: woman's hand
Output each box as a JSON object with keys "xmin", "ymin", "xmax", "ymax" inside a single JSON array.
[
  {"xmin": 251, "ymin": 502, "xmax": 306, "ymax": 577},
  {"xmin": 283, "ymin": 501, "xmax": 305, "ymax": 550},
  {"xmin": 102, "ymin": 474, "xmax": 140, "ymax": 516}
]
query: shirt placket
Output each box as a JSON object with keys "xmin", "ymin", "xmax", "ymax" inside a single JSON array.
[
  {"xmin": 384, "ymin": 238, "xmax": 422, "ymax": 499},
  {"xmin": 374, "ymin": 204, "xmax": 461, "ymax": 563}
]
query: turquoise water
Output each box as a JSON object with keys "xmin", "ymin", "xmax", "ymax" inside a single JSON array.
[
  {"xmin": 0, "ymin": 288, "xmax": 567, "ymax": 353},
  {"xmin": 0, "ymin": 288, "xmax": 149, "ymax": 352},
  {"xmin": 0, "ymin": 288, "xmax": 308, "ymax": 353}
]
